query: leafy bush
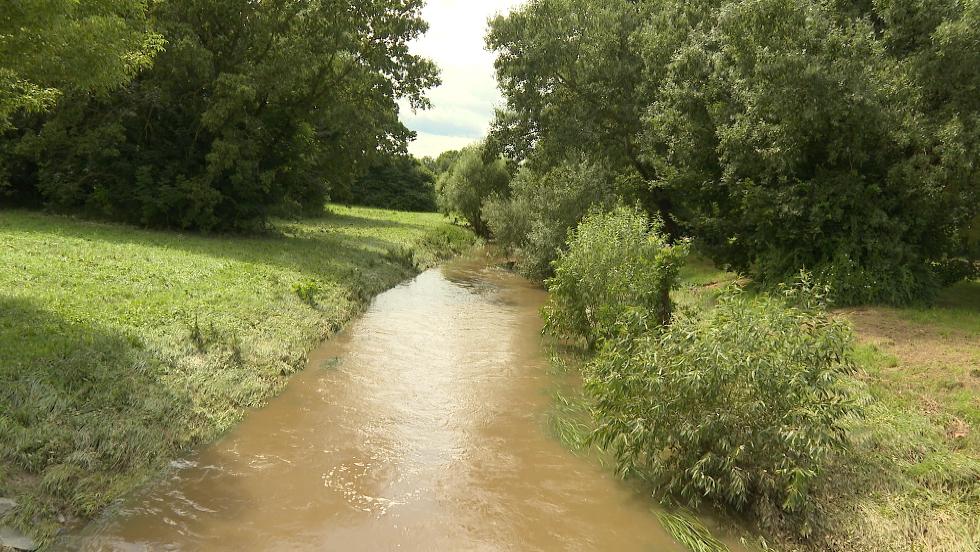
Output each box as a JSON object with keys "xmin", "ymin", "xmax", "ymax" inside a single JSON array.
[
  {"xmin": 587, "ymin": 285, "xmax": 859, "ymax": 524},
  {"xmin": 543, "ymin": 207, "xmax": 688, "ymax": 348},
  {"xmin": 485, "ymin": 158, "xmax": 619, "ymax": 280},
  {"xmin": 435, "ymin": 144, "xmax": 510, "ymax": 237},
  {"xmin": 292, "ymin": 279, "xmax": 322, "ymax": 307}
]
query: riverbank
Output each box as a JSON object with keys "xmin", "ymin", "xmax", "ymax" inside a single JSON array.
[
  {"xmin": 550, "ymin": 257, "xmax": 979, "ymax": 551},
  {"xmin": 0, "ymin": 206, "xmax": 473, "ymax": 547}
]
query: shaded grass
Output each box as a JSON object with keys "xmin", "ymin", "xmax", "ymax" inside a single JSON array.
[{"xmin": 0, "ymin": 205, "xmax": 473, "ymax": 545}]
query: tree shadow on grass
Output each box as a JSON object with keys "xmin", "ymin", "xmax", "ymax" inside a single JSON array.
[{"xmin": 0, "ymin": 295, "xmax": 194, "ymax": 540}]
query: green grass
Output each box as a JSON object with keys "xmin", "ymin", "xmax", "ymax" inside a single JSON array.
[
  {"xmin": 0, "ymin": 205, "xmax": 473, "ymax": 545},
  {"xmin": 870, "ymin": 280, "xmax": 980, "ymax": 336},
  {"xmin": 808, "ymin": 279, "xmax": 980, "ymax": 551}
]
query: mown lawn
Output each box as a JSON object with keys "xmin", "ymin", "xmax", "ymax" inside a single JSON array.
[{"xmin": 0, "ymin": 205, "xmax": 473, "ymax": 545}]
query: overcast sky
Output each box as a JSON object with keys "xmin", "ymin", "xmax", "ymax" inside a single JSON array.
[{"xmin": 400, "ymin": 0, "xmax": 526, "ymax": 158}]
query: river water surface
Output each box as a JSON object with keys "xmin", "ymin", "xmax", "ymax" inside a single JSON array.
[{"xmin": 70, "ymin": 252, "xmax": 694, "ymax": 551}]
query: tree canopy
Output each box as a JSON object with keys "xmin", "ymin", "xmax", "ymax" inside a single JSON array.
[
  {"xmin": 0, "ymin": 0, "xmax": 162, "ymax": 129},
  {"xmin": 2, "ymin": 0, "xmax": 438, "ymax": 230},
  {"xmin": 485, "ymin": 0, "xmax": 980, "ymax": 304}
]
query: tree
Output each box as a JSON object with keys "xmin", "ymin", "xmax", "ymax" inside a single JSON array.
[
  {"xmin": 348, "ymin": 154, "xmax": 436, "ymax": 212},
  {"xmin": 2, "ymin": 0, "xmax": 438, "ymax": 231},
  {"xmin": 436, "ymin": 144, "xmax": 510, "ymax": 237},
  {"xmin": 486, "ymin": 0, "xmax": 979, "ymax": 302},
  {"xmin": 637, "ymin": 0, "xmax": 978, "ymax": 304},
  {"xmin": 0, "ymin": 0, "xmax": 162, "ymax": 129},
  {"xmin": 420, "ymin": 149, "xmax": 461, "ymax": 176},
  {"xmin": 487, "ymin": 0, "xmax": 681, "ymax": 239}
]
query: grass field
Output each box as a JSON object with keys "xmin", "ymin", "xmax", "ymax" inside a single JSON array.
[
  {"xmin": 550, "ymin": 257, "xmax": 979, "ymax": 552},
  {"xmin": 0, "ymin": 206, "xmax": 473, "ymax": 545}
]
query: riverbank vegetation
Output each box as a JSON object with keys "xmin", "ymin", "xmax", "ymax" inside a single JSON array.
[
  {"xmin": 470, "ymin": 0, "xmax": 979, "ymax": 304},
  {"xmin": 0, "ymin": 206, "xmax": 472, "ymax": 545},
  {"xmin": 545, "ymin": 245, "xmax": 979, "ymax": 551},
  {"xmin": 433, "ymin": 0, "xmax": 980, "ymax": 550}
]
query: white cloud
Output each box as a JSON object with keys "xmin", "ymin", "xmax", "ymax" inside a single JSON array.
[
  {"xmin": 400, "ymin": 0, "xmax": 526, "ymax": 158},
  {"xmin": 409, "ymin": 133, "xmax": 480, "ymax": 158}
]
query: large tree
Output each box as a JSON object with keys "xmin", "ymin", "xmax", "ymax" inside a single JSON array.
[
  {"xmin": 3, "ymin": 0, "xmax": 438, "ymax": 230},
  {"xmin": 486, "ymin": 0, "xmax": 681, "ymax": 239}
]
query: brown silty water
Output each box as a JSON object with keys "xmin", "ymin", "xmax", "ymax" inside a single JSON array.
[{"xmin": 66, "ymin": 252, "xmax": 716, "ymax": 551}]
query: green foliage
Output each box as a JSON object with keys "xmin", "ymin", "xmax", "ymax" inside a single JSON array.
[
  {"xmin": 0, "ymin": 205, "xmax": 473, "ymax": 544},
  {"xmin": 0, "ymin": 0, "xmax": 162, "ymax": 129},
  {"xmin": 543, "ymin": 207, "xmax": 688, "ymax": 348},
  {"xmin": 587, "ymin": 285, "xmax": 858, "ymax": 524},
  {"xmin": 487, "ymin": 0, "xmax": 980, "ymax": 303},
  {"xmin": 484, "ymin": 158, "xmax": 620, "ymax": 279},
  {"xmin": 2, "ymin": 0, "xmax": 438, "ymax": 231},
  {"xmin": 347, "ymin": 154, "xmax": 436, "ymax": 212},
  {"xmin": 420, "ymin": 149, "xmax": 461, "ymax": 176},
  {"xmin": 435, "ymin": 144, "xmax": 510, "ymax": 237},
  {"xmin": 292, "ymin": 279, "xmax": 323, "ymax": 307},
  {"xmin": 486, "ymin": 0, "xmax": 686, "ymax": 239},
  {"xmin": 639, "ymin": 0, "xmax": 978, "ymax": 305}
]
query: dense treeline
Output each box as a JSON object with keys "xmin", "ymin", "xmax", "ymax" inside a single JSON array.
[
  {"xmin": 450, "ymin": 0, "xmax": 980, "ymax": 305},
  {"xmin": 344, "ymin": 154, "xmax": 437, "ymax": 212},
  {"xmin": 1, "ymin": 0, "xmax": 437, "ymax": 231}
]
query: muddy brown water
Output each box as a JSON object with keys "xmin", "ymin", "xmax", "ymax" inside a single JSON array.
[{"xmin": 65, "ymin": 252, "xmax": 717, "ymax": 551}]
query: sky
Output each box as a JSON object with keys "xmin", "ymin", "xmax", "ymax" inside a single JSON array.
[{"xmin": 399, "ymin": 0, "xmax": 526, "ymax": 158}]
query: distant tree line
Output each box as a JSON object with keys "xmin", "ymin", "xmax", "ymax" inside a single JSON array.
[
  {"xmin": 1, "ymin": 0, "xmax": 438, "ymax": 231},
  {"xmin": 438, "ymin": 0, "xmax": 979, "ymax": 305}
]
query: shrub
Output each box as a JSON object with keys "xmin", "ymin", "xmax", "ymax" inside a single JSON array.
[
  {"xmin": 485, "ymin": 159, "xmax": 619, "ymax": 280},
  {"xmin": 291, "ymin": 279, "xmax": 322, "ymax": 307},
  {"xmin": 543, "ymin": 207, "xmax": 688, "ymax": 348},
  {"xmin": 435, "ymin": 145, "xmax": 510, "ymax": 237},
  {"xmin": 587, "ymin": 285, "xmax": 859, "ymax": 524}
]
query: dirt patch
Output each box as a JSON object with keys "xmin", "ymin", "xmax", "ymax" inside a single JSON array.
[{"xmin": 842, "ymin": 307, "xmax": 980, "ymax": 390}]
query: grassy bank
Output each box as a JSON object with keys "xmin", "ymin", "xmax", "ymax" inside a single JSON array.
[
  {"xmin": 550, "ymin": 257, "xmax": 979, "ymax": 552},
  {"xmin": 0, "ymin": 205, "xmax": 473, "ymax": 545}
]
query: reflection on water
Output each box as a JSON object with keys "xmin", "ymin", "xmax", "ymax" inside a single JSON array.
[{"xmin": 66, "ymin": 250, "xmax": 690, "ymax": 551}]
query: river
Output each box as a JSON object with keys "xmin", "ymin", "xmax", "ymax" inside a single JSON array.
[{"xmin": 66, "ymin": 251, "xmax": 701, "ymax": 551}]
